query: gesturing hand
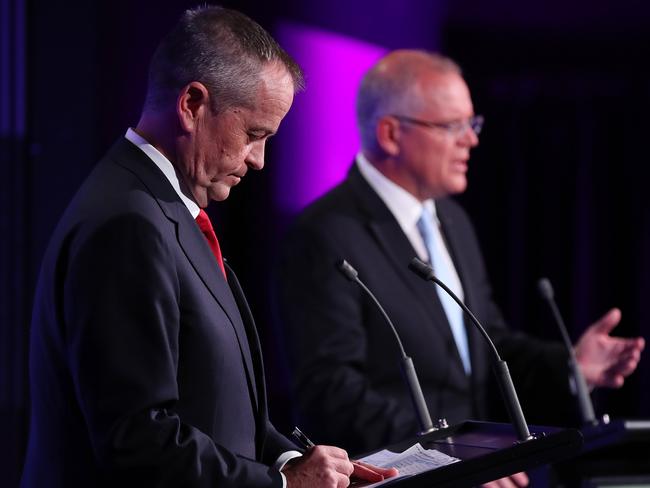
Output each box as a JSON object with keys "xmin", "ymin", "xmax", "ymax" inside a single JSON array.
[{"xmin": 575, "ymin": 308, "xmax": 645, "ymax": 388}]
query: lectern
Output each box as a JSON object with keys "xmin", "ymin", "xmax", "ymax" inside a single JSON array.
[
  {"xmin": 553, "ymin": 418, "xmax": 650, "ymax": 487},
  {"xmin": 360, "ymin": 420, "xmax": 582, "ymax": 487}
]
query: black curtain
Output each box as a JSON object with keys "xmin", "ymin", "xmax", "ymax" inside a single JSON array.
[
  {"xmin": 0, "ymin": 0, "xmax": 29, "ymax": 485},
  {"xmin": 448, "ymin": 27, "xmax": 650, "ymax": 418},
  {"xmin": 4, "ymin": 1, "xmax": 650, "ymax": 486}
]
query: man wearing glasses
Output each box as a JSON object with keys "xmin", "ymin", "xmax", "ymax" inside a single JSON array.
[{"xmin": 277, "ymin": 50, "xmax": 644, "ymax": 468}]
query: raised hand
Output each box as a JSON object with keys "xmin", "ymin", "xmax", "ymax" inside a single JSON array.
[{"xmin": 575, "ymin": 308, "xmax": 645, "ymax": 388}]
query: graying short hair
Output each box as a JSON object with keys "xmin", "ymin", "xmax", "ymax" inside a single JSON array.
[
  {"xmin": 356, "ymin": 50, "xmax": 461, "ymax": 152},
  {"xmin": 145, "ymin": 5, "xmax": 303, "ymax": 113}
]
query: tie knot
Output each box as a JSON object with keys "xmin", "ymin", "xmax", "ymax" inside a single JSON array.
[{"xmin": 195, "ymin": 209, "xmax": 213, "ymax": 233}]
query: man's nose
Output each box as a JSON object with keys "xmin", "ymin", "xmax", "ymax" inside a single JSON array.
[
  {"xmin": 459, "ymin": 124, "xmax": 479, "ymax": 147},
  {"xmin": 246, "ymin": 141, "xmax": 265, "ymax": 170}
]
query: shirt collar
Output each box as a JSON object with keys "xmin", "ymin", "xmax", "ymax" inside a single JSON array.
[
  {"xmin": 125, "ymin": 128, "xmax": 200, "ymax": 218},
  {"xmin": 356, "ymin": 152, "xmax": 438, "ymax": 228}
]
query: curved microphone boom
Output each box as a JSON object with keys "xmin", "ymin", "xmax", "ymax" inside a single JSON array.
[
  {"xmin": 338, "ymin": 260, "xmax": 436, "ymax": 436},
  {"xmin": 409, "ymin": 257, "xmax": 533, "ymax": 442},
  {"xmin": 538, "ymin": 277, "xmax": 597, "ymax": 426}
]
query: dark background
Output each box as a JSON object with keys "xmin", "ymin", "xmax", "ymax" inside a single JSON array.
[{"xmin": 2, "ymin": 0, "xmax": 650, "ymax": 485}]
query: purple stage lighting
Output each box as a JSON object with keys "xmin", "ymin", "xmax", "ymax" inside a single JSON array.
[{"xmin": 274, "ymin": 22, "xmax": 387, "ymax": 213}]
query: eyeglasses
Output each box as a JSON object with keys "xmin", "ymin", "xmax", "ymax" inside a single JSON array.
[{"xmin": 390, "ymin": 114, "xmax": 484, "ymax": 137}]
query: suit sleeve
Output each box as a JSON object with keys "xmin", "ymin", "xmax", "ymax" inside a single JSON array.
[
  {"xmin": 277, "ymin": 220, "xmax": 417, "ymax": 455},
  {"xmin": 262, "ymin": 421, "xmax": 302, "ymax": 465},
  {"xmin": 63, "ymin": 213, "xmax": 283, "ymax": 487}
]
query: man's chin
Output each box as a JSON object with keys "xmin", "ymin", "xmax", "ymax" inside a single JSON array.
[
  {"xmin": 449, "ymin": 175, "xmax": 468, "ymax": 195},
  {"xmin": 207, "ymin": 185, "xmax": 231, "ymax": 203}
]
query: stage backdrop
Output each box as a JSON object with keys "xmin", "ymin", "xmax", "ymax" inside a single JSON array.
[{"xmin": 2, "ymin": 0, "xmax": 649, "ymax": 485}]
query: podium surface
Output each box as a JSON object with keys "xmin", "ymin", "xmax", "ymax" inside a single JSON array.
[
  {"xmin": 553, "ymin": 418, "xmax": 650, "ymax": 487},
  {"xmin": 363, "ymin": 421, "xmax": 582, "ymax": 488}
]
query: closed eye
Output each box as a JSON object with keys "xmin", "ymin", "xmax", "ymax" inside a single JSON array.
[{"xmin": 247, "ymin": 126, "xmax": 277, "ymax": 142}]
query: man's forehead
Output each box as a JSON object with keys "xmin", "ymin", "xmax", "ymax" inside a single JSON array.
[
  {"xmin": 220, "ymin": 73, "xmax": 293, "ymax": 134},
  {"xmin": 413, "ymin": 72, "xmax": 470, "ymax": 108},
  {"xmin": 256, "ymin": 60, "xmax": 293, "ymax": 85},
  {"xmin": 417, "ymin": 70, "xmax": 464, "ymax": 93}
]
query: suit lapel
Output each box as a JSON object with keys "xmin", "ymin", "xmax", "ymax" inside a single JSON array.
[
  {"xmin": 175, "ymin": 213, "xmax": 259, "ymax": 411},
  {"xmin": 347, "ymin": 165, "xmax": 458, "ymax": 350},
  {"xmin": 108, "ymin": 138, "xmax": 259, "ymax": 410},
  {"xmin": 224, "ymin": 262, "xmax": 268, "ymax": 453}
]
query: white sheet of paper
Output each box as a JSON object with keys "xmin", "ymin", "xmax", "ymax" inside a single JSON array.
[{"xmin": 355, "ymin": 442, "xmax": 460, "ymax": 487}]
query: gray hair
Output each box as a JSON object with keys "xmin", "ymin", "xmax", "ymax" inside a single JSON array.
[
  {"xmin": 144, "ymin": 5, "xmax": 303, "ymax": 113},
  {"xmin": 356, "ymin": 50, "xmax": 461, "ymax": 153}
]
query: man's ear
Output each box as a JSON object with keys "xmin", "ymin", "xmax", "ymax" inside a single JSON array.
[
  {"xmin": 376, "ymin": 116, "xmax": 401, "ymax": 157},
  {"xmin": 177, "ymin": 81, "xmax": 210, "ymax": 132}
]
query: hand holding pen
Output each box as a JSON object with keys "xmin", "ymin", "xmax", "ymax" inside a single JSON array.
[{"xmin": 288, "ymin": 427, "xmax": 398, "ymax": 486}]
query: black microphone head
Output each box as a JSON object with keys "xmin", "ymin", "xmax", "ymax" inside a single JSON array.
[
  {"xmin": 408, "ymin": 257, "xmax": 435, "ymax": 281},
  {"xmin": 337, "ymin": 259, "xmax": 359, "ymax": 281},
  {"xmin": 537, "ymin": 277, "xmax": 554, "ymax": 300}
]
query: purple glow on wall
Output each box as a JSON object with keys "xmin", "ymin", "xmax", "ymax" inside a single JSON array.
[{"xmin": 273, "ymin": 23, "xmax": 387, "ymax": 213}]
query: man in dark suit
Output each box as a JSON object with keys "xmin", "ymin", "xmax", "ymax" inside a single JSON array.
[
  {"xmin": 22, "ymin": 7, "xmax": 395, "ymax": 488},
  {"xmin": 278, "ymin": 50, "xmax": 645, "ymax": 462}
]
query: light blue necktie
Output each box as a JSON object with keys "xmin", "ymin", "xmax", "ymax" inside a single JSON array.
[{"xmin": 417, "ymin": 207, "xmax": 472, "ymax": 374}]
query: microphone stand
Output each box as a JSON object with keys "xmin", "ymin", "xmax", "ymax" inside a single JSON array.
[
  {"xmin": 409, "ymin": 257, "xmax": 534, "ymax": 443},
  {"xmin": 538, "ymin": 278, "xmax": 598, "ymax": 426},
  {"xmin": 338, "ymin": 260, "xmax": 437, "ymax": 436}
]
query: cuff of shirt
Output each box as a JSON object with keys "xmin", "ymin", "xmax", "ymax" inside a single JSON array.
[{"xmin": 275, "ymin": 450, "xmax": 303, "ymax": 488}]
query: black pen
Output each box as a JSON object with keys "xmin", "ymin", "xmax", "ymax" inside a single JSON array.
[{"xmin": 291, "ymin": 426, "xmax": 315, "ymax": 449}]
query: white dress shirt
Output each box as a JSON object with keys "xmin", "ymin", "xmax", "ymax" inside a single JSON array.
[{"xmin": 356, "ymin": 150, "xmax": 466, "ymax": 296}]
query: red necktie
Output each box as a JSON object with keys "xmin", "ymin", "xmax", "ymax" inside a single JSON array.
[{"xmin": 195, "ymin": 209, "xmax": 227, "ymax": 279}]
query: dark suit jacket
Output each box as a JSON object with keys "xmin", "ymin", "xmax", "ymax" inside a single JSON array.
[
  {"xmin": 278, "ymin": 163, "xmax": 573, "ymax": 455},
  {"xmin": 22, "ymin": 138, "xmax": 295, "ymax": 487}
]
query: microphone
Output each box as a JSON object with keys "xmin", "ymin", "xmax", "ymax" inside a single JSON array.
[
  {"xmin": 408, "ymin": 257, "xmax": 533, "ymax": 442},
  {"xmin": 537, "ymin": 277, "xmax": 597, "ymax": 426},
  {"xmin": 337, "ymin": 260, "xmax": 437, "ymax": 436}
]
